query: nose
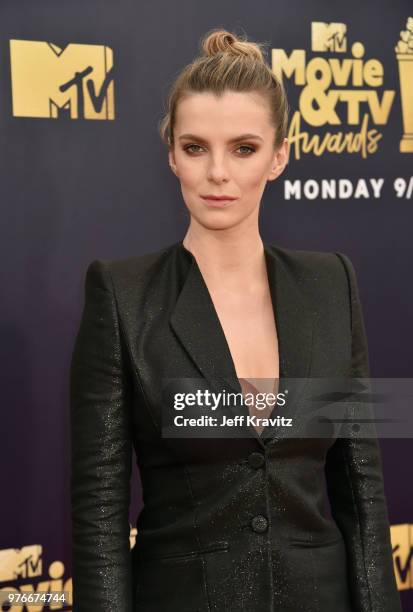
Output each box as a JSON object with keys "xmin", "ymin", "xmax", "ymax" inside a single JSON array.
[{"xmin": 206, "ymin": 154, "xmax": 230, "ymax": 183}]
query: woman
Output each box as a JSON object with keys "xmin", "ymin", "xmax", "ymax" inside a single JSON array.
[{"xmin": 70, "ymin": 28, "xmax": 401, "ymax": 611}]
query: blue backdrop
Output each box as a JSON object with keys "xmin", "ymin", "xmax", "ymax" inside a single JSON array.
[{"xmin": 1, "ymin": 1, "xmax": 412, "ymax": 609}]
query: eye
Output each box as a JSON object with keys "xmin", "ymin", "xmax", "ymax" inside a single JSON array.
[
  {"xmin": 236, "ymin": 145, "xmax": 255, "ymax": 155},
  {"xmin": 183, "ymin": 144, "xmax": 204, "ymax": 154}
]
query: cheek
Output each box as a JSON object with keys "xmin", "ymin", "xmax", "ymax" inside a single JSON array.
[
  {"xmin": 237, "ymin": 161, "xmax": 270, "ymax": 190},
  {"xmin": 176, "ymin": 156, "xmax": 202, "ymax": 187}
]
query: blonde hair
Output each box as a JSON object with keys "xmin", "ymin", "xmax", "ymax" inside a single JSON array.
[{"xmin": 158, "ymin": 28, "xmax": 289, "ymax": 151}]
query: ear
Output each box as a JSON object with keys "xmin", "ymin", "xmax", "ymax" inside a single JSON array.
[
  {"xmin": 268, "ymin": 138, "xmax": 289, "ymax": 182},
  {"xmin": 168, "ymin": 145, "xmax": 179, "ymax": 176}
]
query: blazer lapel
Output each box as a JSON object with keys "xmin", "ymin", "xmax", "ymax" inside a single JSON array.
[
  {"xmin": 261, "ymin": 243, "xmax": 314, "ymax": 442},
  {"xmin": 264, "ymin": 242, "xmax": 314, "ymax": 380},
  {"xmin": 169, "ymin": 249, "xmax": 237, "ymax": 382},
  {"xmin": 169, "ymin": 242, "xmax": 315, "ymax": 447}
]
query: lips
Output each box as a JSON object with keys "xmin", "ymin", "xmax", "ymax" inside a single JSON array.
[
  {"xmin": 201, "ymin": 194, "xmax": 237, "ymax": 200},
  {"xmin": 201, "ymin": 195, "xmax": 237, "ymax": 205},
  {"xmin": 201, "ymin": 195, "xmax": 237, "ymax": 208}
]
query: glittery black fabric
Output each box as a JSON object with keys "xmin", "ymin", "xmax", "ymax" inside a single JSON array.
[{"xmin": 70, "ymin": 241, "xmax": 401, "ymax": 611}]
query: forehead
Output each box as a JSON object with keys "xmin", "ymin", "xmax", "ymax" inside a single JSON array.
[{"xmin": 175, "ymin": 91, "xmax": 271, "ymax": 135}]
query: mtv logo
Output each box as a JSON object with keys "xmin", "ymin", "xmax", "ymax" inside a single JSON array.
[
  {"xmin": 391, "ymin": 524, "xmax": 413, "ymax": 590},
  {"xmin": 311, "ymin": 22, "xmax": 347, "ymax": 53},
  {"xmin": 9, "ymin": 40, "xmax": 115, "ymax": 120},
  {"xmin": 0, "ymin": 545, "xmax": 42, "ymax": 582}
]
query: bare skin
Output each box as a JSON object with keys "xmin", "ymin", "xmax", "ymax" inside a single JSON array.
[{"xmin": 168, "ymin": 90, "xmax": 289, "ymax": 411}]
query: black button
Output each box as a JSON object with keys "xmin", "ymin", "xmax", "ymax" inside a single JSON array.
[
  {"xmin": 248, "ymin": 452, "xmax": 265, "ymax": 469},
  {"xmin": 251, "ymin": 515, "xmax": 268, "ymax": 533}
]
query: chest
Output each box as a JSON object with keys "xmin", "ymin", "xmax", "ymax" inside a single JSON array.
[{"xmin": 208, "ymin": 288, "xmax": 280, "ymax": 382}]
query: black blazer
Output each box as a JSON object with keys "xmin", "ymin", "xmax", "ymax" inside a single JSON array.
[{"xmin": 70, "ymin": 240, "xmax": 401, "ymax": 612}]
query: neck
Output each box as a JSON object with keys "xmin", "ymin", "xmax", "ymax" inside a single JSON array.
[{"xmin": 182, "ymin": 225, "xmax": 267, "ymax": 290}]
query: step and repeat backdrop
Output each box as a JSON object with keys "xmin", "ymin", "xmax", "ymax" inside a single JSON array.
[{"xmin": 1, "ymin": 0, "xmax": 412, "ymax": 609}]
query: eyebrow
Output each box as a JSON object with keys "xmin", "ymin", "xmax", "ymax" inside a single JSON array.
[{"xmin": 178, "ymin": 133, "xmax": 264, "ymax": 143}]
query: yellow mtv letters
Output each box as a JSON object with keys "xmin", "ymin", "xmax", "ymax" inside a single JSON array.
[{"xmin": 10, "ymin": 40, "xmax": 114, "ymax": 120}]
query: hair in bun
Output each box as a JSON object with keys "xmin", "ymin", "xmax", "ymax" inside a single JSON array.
[
  {"xmin": 201, "ymin": 29, "xmax": 265, "ymax": 62},
  {"xmin": 159, "ymin": 28, "xmax": 289, "ymax": 151}
]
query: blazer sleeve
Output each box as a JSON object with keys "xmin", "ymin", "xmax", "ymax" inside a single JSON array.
[
  {"xmin": 325, "ymin": 252, "xmax": 402, "ymax": 612},
  {"xmin": 70, "ymin": 260, "xmax": 133, "ymax": 611}
]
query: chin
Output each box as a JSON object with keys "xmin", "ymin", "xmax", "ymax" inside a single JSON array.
[{"xmin": 192, "ymin": 211, "xmax": 245, "ymax": 231}]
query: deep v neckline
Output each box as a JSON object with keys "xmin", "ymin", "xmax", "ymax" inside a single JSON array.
[
  {"xmin": 178, "ymin": 240, "xmax": 281, "ymax": 384},
  {"xmin": 171, "ymin": 239, "xmax": 315, "ymax": 445}
]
